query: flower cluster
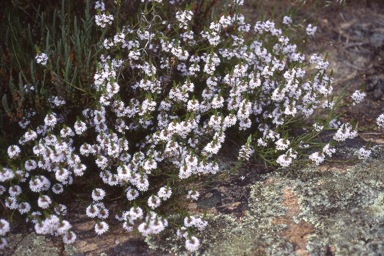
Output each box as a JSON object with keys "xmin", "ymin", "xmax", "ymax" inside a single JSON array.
[
  {"xmin": 333, "ymin": 123, "xmax": 357, "ymax": 142},
  {"xmin": 35, "ymin": 53, "xmax": 48, "ymax": 65},
  {"xmin": 306, "ymin": 24, "xmax": 317, "ymax": 36},
  {"xmin": 0, "ymin": 219, "xmax": 9, "ymax": 249},
  {"xmin": 357, "ymin": 146, "xmax": 371, "ymax": 160},
  {"xmin": 376, "ymin": 114, "xmax": 384, "ymax": 128},
  {"xmin": 351, "ymin": 90, "xmax": 366, "ymax": 105},
  {"xmin": 176, "ymin": 215, "xmax": 208, "ymax": 251}
]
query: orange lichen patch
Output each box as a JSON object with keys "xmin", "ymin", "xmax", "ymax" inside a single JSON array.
[
  {"xmin": 264, "ymin": 177, "xmax": 283, "ymax": 186},
  {"xmin": 328, "ymin": 167, "xmax": 347, "ymax": 174},
  {"xmin": 315, "ymin": 164, "xmax": 350, "ymax": 174},
  {"xmin": 328, "ymin": 245, "xmax": 336, "ymax": 254},
  {"xmin": 226, "ymin": 202, "xmax": 241, "ymax": 210},
  {"xmin": 271, "ymin": 186, "xmax": 315, "ymax": 256}
]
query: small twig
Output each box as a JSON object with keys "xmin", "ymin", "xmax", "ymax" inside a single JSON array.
[
  {"xmin": 339, "ymin": 12, "xmax": 346, "ymax": 21},
  {"xmin": 9, "ymin": 245, "xmax": 18, "ymax": 256},
  {"xmin": 342, "ymin": 42, "xmax": 370, "ymax": 49},
  {"xmin": 336, "ymin": 57, "xmax": 373, "ymax": 71},
  {"xmin": 358, "ymin": 133, "xmax": 369, "ymax": 142},
  {"xmin": 109, "ymin": 195, "xmax": 123, "ymax": 201},
  {"xmin": 246, "ymin": 162, "xmax": 275, "ymax": 170},
  {"xmin": 347, "ymin": 63, "xmax": 373, "ymax": 71},
  {"xmin": 0, "ymin": 199, "xmax": 10, "ymax": 214},
  {"xmin": 346, "ymin": 31, "xmax": 350, "ymax": 44},
  {"xmin": 226, "ymin": 135, "xmax": 240, "ymax": 147}
]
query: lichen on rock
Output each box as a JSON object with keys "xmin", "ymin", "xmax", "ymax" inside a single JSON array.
[{"xmin": 146, "ymin": 145, "xmax": 384, "ymax": 256}]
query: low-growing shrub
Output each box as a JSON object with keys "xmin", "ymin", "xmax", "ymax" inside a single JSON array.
[{"xmin": 1, "ymin": 0, "xmax": 382, "ymax": 253}]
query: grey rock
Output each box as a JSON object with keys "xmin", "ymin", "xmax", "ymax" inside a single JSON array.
[
  {"xmin": 371, "ymin": 33, "xmax": 384, "ymax": 48},
  {"xmin": 373, "ymin": 87, "xmax": 384, "ymax": 100},
  {"xmin": 366, "ymin": 78, "xmax": 384, "ymax": 100},
  {"xmin": 146, "ymin": 145, "xmax": 384, "ymax": 256},
  {"xmin": 366, "ymin": 77, "xmax": 380, "ymax": 92}
]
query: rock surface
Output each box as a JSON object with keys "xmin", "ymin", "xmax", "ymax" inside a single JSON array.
[
  {"xmin": 2, "ymin": 141, "xmax": 384, "ymax": 256},
  {"xmin": 146, "ymin": 144, "xmax": 384, "ymax": 256}
]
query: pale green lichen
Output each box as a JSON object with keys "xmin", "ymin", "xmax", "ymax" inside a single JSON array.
[
  {"xmin": 146, "ymin": 145, "xmax": 384, "ymax": 256},
  {"xmin": 0, "ymin": 232, "xmax": 80, "ymax": 256}
]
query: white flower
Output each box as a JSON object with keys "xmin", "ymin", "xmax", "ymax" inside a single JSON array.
[
  {"xmin": 309, "ymin": 151, "xmax": 325, "ymax": 165},
  {"xmin": 377, "ymin": 113, "xmax": 384, "ymax": 128},
  {"xmin": 138, "ymin": 222, "xmax": 152, "ymax": 236},
  {"xmin": 187, "ymin": 190, "xmax": 200, "ymax": 201},
  {"xmin": 0, "ymin": 237, "xmax": 7, "ymax": 249},
  {"xmin": 86, "ymin": 204, "xmax": 100, "ymax": 218},
  {"xmin": 63, "ymin": 230, "xmax": 77, "ymax": 244},
  {"xmin": 57, "ymin": 220, "xmax": 72, "ymax": 235},
  {"xmin": 282, "ymin": 16, "xmax": 292, "ymax": 25},
  {"xmin": 333, "ymin": 123, "xmax": 357, "ymax": 141},
  {"xmin": 351, "ymin": 90, "xmax": 366, "ymax": 105},
  {"xmin": 44, "ymin": 113, "xmax": 57, "ymax": 127},
  {"xmin": 95, "ymin": 156, "xmax": 108, "ymax": 170},
  {"xmin": 52, "ymin": 183, "xmax": 64, "ymax": 194},
  {"xmin": 158, "ymin": 186, "xmax": 172, "ymax": 200},
  {"xmin": 143, "ymin": 159, "xmax": 157, "ymax": 172},
  {"xmin": 54, "ymin": 204, "xmax": 67, "ymax": 216},
  {"xmin": 126, "ymin": 187, "xmax": 139, "ymax": 201},
  {"xmin": 95, "ymin": 14, "xmax": 114, "ymax": 28},
  {"xmin": 92, "ymin": 188, "xmax": 106, "ymax": 201},
  {"xmin": 357, "ymin": 147, "xmax": 371, "ymax": 160},
  {"xmin": 177, "ymin": 226, "xmax": 188, "ymax": 238},
  {"xmin": 148, "ymin": 195, "xmax": 161, "ymax": 209},
  {"xmin": 74, "ymin": 120, "xmax": 87, "ymax": 135},
  {"xmin": 194, "ymin": 217, "xmax": 208, "ymax": 231},
  {"xmin": 313, "ymin": 123, "xmax": 324, "ymax": 132},
  {"xmin": 179, "ymin": 164, "xmax": 193, "ymax": 179},
  {"xmin": 122, "ymin": 219, "xmax": 134, "ymax": 232},
  {"xmin": 18, "ymin": 202, "xmax": 31, "ymax": 214},
  {"xmin": 175, "ymin": 10, "xmax": 193, "ymax": 29},
  {"xmin": 9, "ymin": 185, "xmax": 22, "ymax": 197},
  {"xmin": 37, "ymin": 195, "xmax": 52, "ymax": 209},
  {"xmin": 184, "ymin": 216, "xmax": 196, "ymax": 227},
  {"xmin": 23, "ymin": 129, "xmax": 37, "ymax": 142},
  {"xmin": 25, "ymin": 159, "xmax": 37, "ymax": 171},
  {"xmin": 34, "ymin": 222, "xmax": 48, "ymax": 235},
  {"xmin": 5, "ymin": 197, "xmax": 18, "ymax": 210},
  {"xmin": 275, "ymin": 138, "xmax": 290, "ymax": 151},
  {"xmin": 211, "ymin": 95, "xmax": 224, "ymax": 109},
  {"xmin": 95, "ymin": 221, "xmax": 109, "ymax": 235},
  {"xmin": 306, "ymin": 24, "xmax": 317, "ymax": 36},
  {"xmin": 8, "ymin": 145, "xmax": 21, "ymax": 159},
  {"xmin": 323, "ymin": 144, "xmax": 336, "ymax": 157},
  {"xmin": 185, "ymin": 236, "xmax": 200, "ymax": 252},
  {"xmin": 35, "ymin": 53, "xmax": 48, "ymax": 65},
  {"xmin": 257, "ymin": 138, "xmax": 268, "ymax": 147},
  {"xmin": 129, "ymin": 206, "xmax": 143, "ymax": 221},
  {"xmin": 95, "ymin": 1, "xmax": 105, "ymax": 11},
  {"xmin": 60, "ymin": 127, "xmax": 74, "ymax": 138},
  {"xmin": 0, "ymin": 219, "xmax": 10, "ymax": 236},
  {"xmin": 219, "ymin": 15, "xmax": 232, "ymax": 28},
  {"xmin": 117, "ymin": 165, "xmax": 131, "ymax": 182},
  {"xmin": 276, "ymin": 154, "xmax": 292, "ymax": 167},
  {"xmin": 187, "ymin": 99, "xmax": 200, "ymax": 112},
  {"xmin": 55, "ymin": 168, "xmax": 69, "ymax": 182}
]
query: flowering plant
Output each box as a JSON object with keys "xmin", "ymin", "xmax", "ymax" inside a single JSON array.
[{"xmin": 0, "ymin": 0, "xmax": 382, "ymax": 253}]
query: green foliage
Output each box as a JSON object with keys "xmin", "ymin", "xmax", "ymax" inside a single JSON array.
[{"xmin": 0, "ymin": 0, "xmax": 104, "ymax": 157}]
